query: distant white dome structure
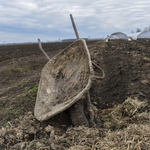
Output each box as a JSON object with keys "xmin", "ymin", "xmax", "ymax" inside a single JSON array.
[
  {"xmin": 128, "ymin": 32, "xmax": 142, "ymax": 40},
  {"xmin": 137, "ymin": 31, "xmax": 150, "ymax": 39},
  {"xmin": 106, "ymin": 32, "xmax": 128, "ymax": 42},
  {"xmin": 128, "ymin": 31, "xmax": 150, "ymax": 40}
]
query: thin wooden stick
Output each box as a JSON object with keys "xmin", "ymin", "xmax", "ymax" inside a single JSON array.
[
  {"xmin": 38, "ymin": 39, "xmax": 50, "ymax": 60},
  {"xmin": 70, "ymin": 14, "xmax": 80, "ymax": 39}
]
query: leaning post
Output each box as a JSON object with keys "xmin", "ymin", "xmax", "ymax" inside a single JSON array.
[{"xmin": 70, "ymin": 14, "xmax": 80, "ymax": 40}]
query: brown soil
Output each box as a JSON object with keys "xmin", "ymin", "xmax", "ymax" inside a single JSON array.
[{"xmin": 1, "ymin": 39, "xmax": 150, "ymax": 149}]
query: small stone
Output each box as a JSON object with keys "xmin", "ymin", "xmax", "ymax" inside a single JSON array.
[
  {"xmin": 16, "ymin": 130, "xmax": 23, "ymax": 139},
  {"xmin": 0, "ymin": 127, "xmax": 6, "ymax": 136},
  {"xmin": 24, "ymin": 134, "xmax": 29, "ymax": 139},
  {"xmin": 45, "ymin": 125, "xmax": 53, "ymax": 133},
  {"xmin": 50, "ymin": 130, "xmax": 55, "ymax": 139},
  {"xmin": 141, "ymin": 80, "xmax": 149, "ymax": 85},
  {"xmin": 36, "ymin": 142, "xmax": 43, "ymax": 148},
  {"xmin": 51, "ymin": 143, "xmax": 56, "ymax": 150},
  {"xmin": 0, "ymin": 138, "xmax": 5, "ymax": 145},
  {"xmin": 9, "ymin": 134, "xmax": 15, "ymax": 139},
  {"xmin": 30, "ymin": 126, "xmax": 36, "ymax": 134},
  {"xmin": 143, "ymin": 57, "xmax": 150, "ymax": 62}
]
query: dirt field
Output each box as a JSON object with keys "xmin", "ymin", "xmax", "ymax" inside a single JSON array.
[{"xmin": 1, "ymin": 39, "xmax": 150, "ymax": 149}]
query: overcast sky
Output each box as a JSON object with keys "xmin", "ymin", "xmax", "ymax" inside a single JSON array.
[{"xmin": 0, "ymin": 0, "xmax": 150, "ymax": 43}]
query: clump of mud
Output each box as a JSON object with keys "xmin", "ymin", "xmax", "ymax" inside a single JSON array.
[{"xmin": 1, "ymin": 97, "xmax": 150, "ymax": 150}]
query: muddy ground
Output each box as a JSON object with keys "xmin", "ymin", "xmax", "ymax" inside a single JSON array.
[{"xmin": 1, "ymin": 39, "xmax": 150, "ymax": 149}]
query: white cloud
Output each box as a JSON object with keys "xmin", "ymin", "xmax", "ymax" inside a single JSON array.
[{"xmin": 0, "ymin": 0, "xmax": 150, "ymax": 43}]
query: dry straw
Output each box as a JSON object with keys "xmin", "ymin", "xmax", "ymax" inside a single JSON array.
[{"xmin": 1, "ymin": 97, "xmax": 150, "ymax": 149}]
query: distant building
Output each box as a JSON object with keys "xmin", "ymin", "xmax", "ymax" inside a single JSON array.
[
  {"xmin": 106, "ymin": 32, "xmax": 128, "ymax": 42},
  {"xmin": 61, "ymin": 38, "xmax": 88, "ymax": 42},
  {"xmin": 137, "ymin": 31, "xmax": 150, "ymax": 39},
  {"xmin": 127, "ymin": 32, "xmax": 142, "ymax": 40},
  {"xmin": 128, "ymin": 31, "xmax": 150, "ymax": 40}
]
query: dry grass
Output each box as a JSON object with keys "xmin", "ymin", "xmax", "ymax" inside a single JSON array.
[
  {"xmin": 67, "ymin": 97, "xmax": 150, "ymax": 150},
  {"xmin": 101, "ymin": 97, "xmax": 149, "ymax": 130},
  {"xmin": 1, "ymin": 97, "xmax": 150, "ymax": 150}
]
